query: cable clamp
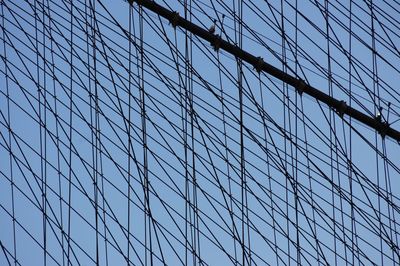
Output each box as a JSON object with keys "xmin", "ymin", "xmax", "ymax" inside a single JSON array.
[
  {"xmin": 169, "ymin": 11, "xmax": 180, "ymax": 28},
  {"xmin": 211, "ymin": 34, "xmax": 222, "ymax": 51},
  {"xmin": 297, "ymin": 79, "xmax": 306, "ymax": 95},
  {"xmin": 337, "ymin": 100, "xmax": 347, "ymax": 117},
  {"xmin": 253, "ymin": 56, "xmax": 264, "ymax": 73},
  {"xmin": 378, "ymin": 121, "xmax": 389, "ymax": 138}
]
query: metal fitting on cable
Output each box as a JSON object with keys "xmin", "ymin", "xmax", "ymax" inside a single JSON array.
[
  {"xmin": 211, "ymin": 34, "xmax": 222, "ymax": 51},
  {"xmin": 337, "ymin": 100, "xmax": 347, "ymax": 117},
  {"xmin": 169, "ymin": 11, "xmax": 180, "ymax": 28},
  {"xmin": 253, "ymin": 56, "xmax": 264, "ymax": 73},
  {"xmin": 296, "ymin": 79, "xmax": 306, "ymax": 95},
  {"xmin": 378, "ymin": 121, "xmax": 389, "ymax": 138}
]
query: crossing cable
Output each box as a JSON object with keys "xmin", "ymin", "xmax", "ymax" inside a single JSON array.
[
  {"xmin": 122, "ymin": 1, "xmax": 400, "ymax": 251},
  {"xmin": 132, "ymin": 0, "xmax": 400, "ymax": 216},
  {"xmin": 129, "ymin": 0, "xmax": 400, "ymax": 143},
  {"xmin": 127, "ymin": 0, "xmax": 400, "ymax": 258},
  {"xmin": 0, "ymin": 62, "xmax": 396, "ymax": 264},
  {"xmin": 127, "ymin": 2, "xmax": 133, "ymax": 265},
  {"xmin": 39, "ymin": 0, "xmax": 396, "ymax": 181},
  {"xmin": 3, "ymin": 3, "xmax": 400, "ymax": 219},
  {"xmin": 347, "ymin": 2, "xmax": 357, "ymax": 264},
  {"xmin": 3, "ymin": 3, "xmax": 400, "ymax": 228},
  {"xmin": 1, "ymin": 2, "xmax": 17, "ymax": 266},
  {"xmin": 3, "ymin": 0, "xmax": 400, "ymax": 264},
  {"xmin": 176, "ymin": 0, "xmax": 400, "ymax": 119}
]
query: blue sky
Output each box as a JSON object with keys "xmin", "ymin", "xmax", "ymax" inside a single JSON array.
[{"xmin": 1, "ymin": 0, "xmax": 400, "ymax": 265}]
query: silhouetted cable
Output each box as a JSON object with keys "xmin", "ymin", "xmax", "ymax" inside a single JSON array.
[{"xmin": 1, "ymin": 0, "xmax": 399, "ymax": 265}]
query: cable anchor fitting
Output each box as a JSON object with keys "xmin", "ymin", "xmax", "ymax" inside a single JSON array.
[
  {"xmin": 296, "ymin": 79, "xmax": 306, "ymax": 95},
  {"xmin": 253, "ymin": 56, "xmax": 264, "ymax": 73},
  {"xmin": 337, "ymin": 100, "xmax": 347, "ymax": 117},
  {"xmin": 378, "ymin": 121, "xmax": 389, "ymax": 138},
  {"xmin": 211, "ymin": 34, "xmax": 222, "ymax": 51},
  {"xmin": 169, "ymin": 11, "xmax": 180, "ymax": 28}
]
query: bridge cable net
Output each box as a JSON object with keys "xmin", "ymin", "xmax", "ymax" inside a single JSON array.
[{"xmin": 0, "ymin": 0, "xmax": 399, "ymax": 265}]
